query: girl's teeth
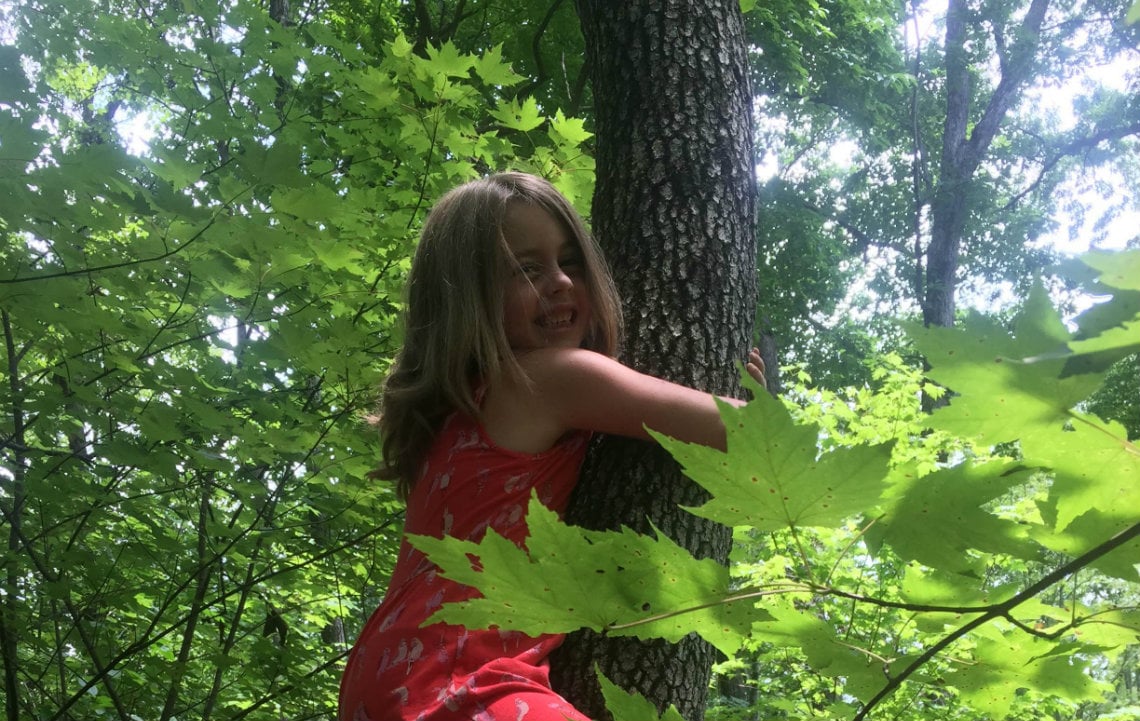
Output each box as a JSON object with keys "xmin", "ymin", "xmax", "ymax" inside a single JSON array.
[{"xmin": 541, "ymin": 313, "xmax": 573, "ymax": 328}]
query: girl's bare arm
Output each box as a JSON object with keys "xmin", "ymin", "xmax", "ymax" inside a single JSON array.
[{"xmin": 481, "ymin": 347, "xmax": 765, "ymax": 453}]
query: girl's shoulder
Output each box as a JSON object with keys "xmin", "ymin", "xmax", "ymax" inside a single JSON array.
[
  {"xmin": 478, "ymin": 348, "xmax": 607, "ymax": 454},
  {"xmin": 513, "ymin": 346, "xmax": 619, "ymax": 383}
]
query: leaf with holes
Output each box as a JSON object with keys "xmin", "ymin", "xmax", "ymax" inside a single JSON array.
[
  {"xmin": 654, "ymin": 379, "xmax": 894, "ymax": 532},
  {"xmin": 411, "ymin": 495, "xmax": 770, "ymax": 656}
]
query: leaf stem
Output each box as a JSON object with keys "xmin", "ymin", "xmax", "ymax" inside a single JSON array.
[
  {"xmin": 1069, "ymin": 410, "xmax": 1140, "ymax": 458},
  {"xmin": 601, "ymin": 584, "xmax": 809, "ymax": 632}
]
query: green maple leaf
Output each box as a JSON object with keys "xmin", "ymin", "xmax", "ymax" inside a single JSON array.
[
  {"xmin": 1060, "ymin": 251, "xmax": 1140, "ymax": 373},
  {"xmin": 272, "ymin": 185, "xmax": 341, "ymax": 221},
  {"xmin": 901, "ymin": 564, "xmax": 990, "ymax": 605},
  {"xmin": 389, "ymin": 33, "xmax": 414, "ymax": 58},
  {"xmin": 474, "ymin": 44, "xmax": 524, "ymax": 87},
  {"xmin": 908, "ymin": 286, "xmax": 1102, "ymax": 448},
  {"xmin": 424, "ymin": 41, "xmax": 476, "ymax": 79},
  {"xmin": 1030, "ymin": 503, "xmax": 1140, "ymax": 582},
  {"xmin": 411, "ymin": 496, "xmax": 769, "ymax": 656},
  {"xmin": 751, "ymin": 603, "xmax": 890, "ymax": 703},
  {"xmin": 910, "ymin": 277, "xmax": 1140, "ymax": 532},
  {"xmin": 597, "ymin": 668, "xmax": 686, "ymax": 721},
  {"xmin": 548, "ymin": 110, "xmax": 593, "ymax": 146},
  {"xmin": 355, "ymin": 67, "xmax": 401, "ymax": 107},
  {"xmin": 907, "ymin": 284, "xmax": 1094, "ymax": 435},
  {"xmin": 1082, "ymin": 249, "xmax": 1140, "ymax": 294},
  {"xmin": 654, "ymin": 379, "xmax": 893, "ymax": 531},
  {"xmin": 869, "ymin": 462, "xmax": 1042, "ymax": 574},
  {"xmin": 1035, "ymin": 413, "xmax": 1140, "ymax": 532},
  {"xmin": 945, "ymin": 628, "xmax": 1109, "ymax": 718},
  {"xmin": 490, "ymin": 97, "xmax": 546, "ymax": 132}
]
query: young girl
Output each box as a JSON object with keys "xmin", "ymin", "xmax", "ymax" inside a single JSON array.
[{"xmin": 339, "ymin": 172, "xmax": 765, "ymax": 721}]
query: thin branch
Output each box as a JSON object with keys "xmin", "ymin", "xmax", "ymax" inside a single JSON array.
[
  {"xmin": 512, "ymin": 0, "xmax": 567, "ymax": 100},
  {"xmin": 158, "ymin": 486, "xmax": 214, "ymax": 721},
  {"xmin": 0, "ymin": 216, "xmax": 217, "ymax": 285},
  {"xmin": 138, "ymin": 270, "xmax": 195, "ymax": 358},
  {"xmin": 814, "ymin": 586, "xmax": 993, "ymax": 615},
  {"xmin": 602, "ymin": 584, "xmax": 809, "ymax": 633},
  {"xmin": 566, "ymin": 55, "xmax": 591, "ymax": 118},
  {"xmin": 1001, "ymin": 121, "xmax": 1140, "ymax": 213},
  {"xmin": 825, "ymin": 516, "xmax": 881, "ymax": 587},
  {"xmin": 407, "ymin": 107, "xmax": 444, "ymax": 231},
  {"xmin": 853, "ymin": 519, "xmax": 1140, "ymax": 720},
  {"xmin": 1001, "ymin": 612, "xmax": 1062, "ymax": 640}
]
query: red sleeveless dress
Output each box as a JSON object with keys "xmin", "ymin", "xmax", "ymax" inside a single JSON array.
[{"xmin": 338, "ymin": 411, "xmax": 591, "ymax": 721}]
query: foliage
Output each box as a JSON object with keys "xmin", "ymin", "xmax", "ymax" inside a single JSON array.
[
  {"xmin": 783, "ymin": 351, "xmax": 981, "ymax": 473},
  {"xmin": 422, "ymin": 249, "xmax": 1140, "ymax": 721},
  {"xmin": 0, "ymin": 1, "xmax": 593, "ymax": 719},
  {"xmin": 749, "ymin": 0, "xmax": 1140, "ymax": 384},
  {"xmin": 323, "ymin": 0, "xmax": 591, "ymax": 121},
  {"xmin": 1085, "ymin": 353, "xmax": 1140, "ymax": 440},
  {"xmin": 4, "ymin": 1, "xmax": 1138, "ymax": 720}
]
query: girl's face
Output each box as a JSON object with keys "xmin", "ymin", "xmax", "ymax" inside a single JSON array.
[{"xmin": 501, "ymin": 203, "xmax": 594, "ymax": 352}]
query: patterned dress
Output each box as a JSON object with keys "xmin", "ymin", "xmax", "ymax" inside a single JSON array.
[{"xmin": 338, "ymin": 411, "xmax": 592, "ymax": 721}]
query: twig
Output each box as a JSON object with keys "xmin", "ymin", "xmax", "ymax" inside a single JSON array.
[{"xmin": 853, "ymin": 519, "xmax": 1140, "ymax": 720}]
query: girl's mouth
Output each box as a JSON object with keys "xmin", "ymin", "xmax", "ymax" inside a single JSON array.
[{"xmin": 538, "ymin": 310, "xmax": 576, "ymax": 329}]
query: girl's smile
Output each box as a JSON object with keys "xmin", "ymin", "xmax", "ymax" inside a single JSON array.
[{"xmin": 501, "ymin": 203, "xmax": 593, "ymax": 351}]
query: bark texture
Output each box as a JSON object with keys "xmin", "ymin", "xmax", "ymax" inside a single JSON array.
[{"xmin": 549, "ymin": 2, "xmax": 756, "ymax": 719}]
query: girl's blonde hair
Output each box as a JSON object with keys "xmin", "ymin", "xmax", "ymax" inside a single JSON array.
[{"xmin": 375, "ymin": 172, "xmax": 622, "ymax": 498}]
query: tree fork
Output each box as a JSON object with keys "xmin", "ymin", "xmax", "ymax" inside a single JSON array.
[
  {"xmin": 551, "ymin": 1, "xmax": 757, "ymax": 719},
  {"xmin": 924, "ymin": 0, "xmax": 1051, "ymax": 328}
]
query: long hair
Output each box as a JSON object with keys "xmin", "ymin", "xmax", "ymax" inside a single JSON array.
[{"xmin": 375, "ymin": 172, "xmax": 622, "ymax": 498}]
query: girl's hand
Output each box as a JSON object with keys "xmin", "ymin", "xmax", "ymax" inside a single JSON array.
[{"xmin": 746, "ymin": 347, "xmax": 767, "ymax": 390}]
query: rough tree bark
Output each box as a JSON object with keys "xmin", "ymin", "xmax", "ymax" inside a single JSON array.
[{"xmin": 549, "ymin": 2, "xmax": 757, "ymax": 720}]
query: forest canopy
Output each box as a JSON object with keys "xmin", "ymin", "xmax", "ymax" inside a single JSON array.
[{"xmin": 1, "ymin": 1, "xmax": 1138, "ymax": 720}]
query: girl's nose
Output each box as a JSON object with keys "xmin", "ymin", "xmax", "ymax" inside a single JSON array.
[{"xmin": 545, "ymin": 266, "xmax": 574, "ymax": 294}]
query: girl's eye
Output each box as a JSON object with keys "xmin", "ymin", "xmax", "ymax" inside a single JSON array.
[
  {"xmin": 516, "ymin": 262, "xmax": 543, "ymax": 278},
  {"xmin": 560, "ymin": 256, "xmax": 584, "ymax": 274}
]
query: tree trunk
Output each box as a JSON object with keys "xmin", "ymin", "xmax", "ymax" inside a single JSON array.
[
  {"xmin": 923, "ymin": 0, "xmax": 1051, "ymax": 328},
  {"xmin": 550, "ymin": 2, "xmax": 756, "ymax": 719}
]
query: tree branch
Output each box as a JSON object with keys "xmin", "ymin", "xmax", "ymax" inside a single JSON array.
[
  {"xmin": 962, "ymin": 0, "xmax": 1051, "ymax": 172},
  {"xmin": 157, "ymin": 486, "xmax": 214, "ymax": 721},
  {"xmin": 1001, "ymin": 120, "xmax": 1140, "ymax": 213},
  {"xmin": 853, "ymin": 518, "xmax": 1140, "ymax": 720},
  {"xmin": 941, "ymin": 0, "xmax": 971, "ymax": 172},
  {"xmin": 512, "ymin": 0, "xmax": 567, "ymax": 101},
  {"xmin": 907, "ymin": 0, "xmax": 927, "ymax": 307},
  {"xmin": 0, "ymin": 216, "xmax": 217, "ymax": 285}
]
